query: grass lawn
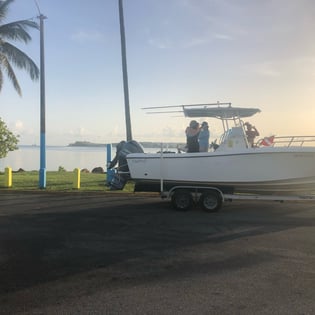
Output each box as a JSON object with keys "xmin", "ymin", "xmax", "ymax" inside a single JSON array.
[{"xmin": 0, "ymin": 170, "xmax": 135, "ymax": 192}]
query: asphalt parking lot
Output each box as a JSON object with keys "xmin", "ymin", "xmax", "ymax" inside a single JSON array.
[{"xmin": 0, "ymin": 191, "xmax": 315, "ymax": 314}]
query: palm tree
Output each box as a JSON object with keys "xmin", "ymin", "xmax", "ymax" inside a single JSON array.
[{"xmin": 0, "ymin": 0, "xmax": 39, "ymax": 96}]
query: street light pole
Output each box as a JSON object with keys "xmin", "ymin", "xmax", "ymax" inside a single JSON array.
[
  {"xmin": 38, "ymin": 13, "xmax": 47, "ymax": 189},
  {"xmin": 118, "ymin": 0, "xmax": 132, "ymax": 141}
]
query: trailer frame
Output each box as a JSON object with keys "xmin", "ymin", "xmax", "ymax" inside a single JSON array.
[{"xmin": 160, "ymin": 185, "xmax": 315, "ymax": 212}]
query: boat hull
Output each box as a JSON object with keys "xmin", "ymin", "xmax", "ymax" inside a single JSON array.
[{"xmin": 126, "ymin": 148, "xmax": 315, "ymax": 195}]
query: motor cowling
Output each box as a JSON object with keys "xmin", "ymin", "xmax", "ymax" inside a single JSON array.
[{"xmin": 108, "ymin": 140, "xmax": 144, "ymax": 190}]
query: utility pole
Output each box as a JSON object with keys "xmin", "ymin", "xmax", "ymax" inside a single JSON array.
[
  {"xmin": 118, "ymin": 0, "xmax": 132, "ymax": 141},
  {"xmin": 38, "ymin": 13, "xmax": 47, "ymax": 188}
]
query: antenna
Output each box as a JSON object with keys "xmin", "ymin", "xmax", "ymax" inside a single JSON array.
[{"xmin": 34, "ymin": 0, "xmax": 41, "ymax": 15}]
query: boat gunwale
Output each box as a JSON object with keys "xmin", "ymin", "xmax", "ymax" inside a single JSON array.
[{"xmin": 126, "ymin": 147, "xmax": 315, "ymax": 160}]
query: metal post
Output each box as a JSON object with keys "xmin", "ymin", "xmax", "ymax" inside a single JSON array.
[
  {"xmin": 38, "ymin": 13, "xmax": 47, "ymax": 188},
  {"xmin": 4, "ymin": 167, "xmax": 12, "ymax": 188},
  {"xmin": 106, "ymin": 143, "xmax": 115, "ymax": 185},
  {"xmin": 118, "ymin": 0, "xmax": 132, "ymax": 141}
]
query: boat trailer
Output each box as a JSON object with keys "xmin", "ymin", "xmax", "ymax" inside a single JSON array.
[{"xmin": 160, "ymin": 185, "xmax": 315, "ymax": 212}]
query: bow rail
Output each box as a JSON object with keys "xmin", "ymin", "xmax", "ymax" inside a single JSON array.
[{"xmin": 257, "ymin": 136, "xmax": 315, "ymax": 147}]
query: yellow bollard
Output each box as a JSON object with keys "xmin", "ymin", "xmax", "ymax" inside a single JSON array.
[
  {"xmin": 73, "ymin": 168, "xmax": 80, "ymax": 189},
  {"xmin": 4, "ymin": 167, "xmax": 12, "ymax": 188}
]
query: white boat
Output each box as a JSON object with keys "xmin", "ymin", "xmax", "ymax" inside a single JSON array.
[{"xmin": 125, "ymin": 103, "xmax": 315, "ymax": 198}]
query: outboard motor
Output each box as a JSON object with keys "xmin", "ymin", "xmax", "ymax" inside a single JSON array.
[{"xmin": 107, "ymin": 140, "xmax": 144, "ymax": 190}]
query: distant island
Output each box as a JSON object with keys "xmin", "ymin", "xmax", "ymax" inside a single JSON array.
[
  {"xmin": 68, "ymin": 141, "xmax": 184, "ymax": 149},
  {"xmin": 68, "ymin": 141, "xmax": 106, "ymax": 147}
]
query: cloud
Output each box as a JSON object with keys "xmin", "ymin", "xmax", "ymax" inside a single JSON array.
[
  {"xmin": 14, "ymin": 120, "xmax": 24, "ymax": 131},
  {"xmin": 247, "ymin": 57, "xmax": 315, "ymax": 78},
  {"xmin": 183, "ymin": 37, "xmax": 209, "ymax": 48},
  {"xmin": 214, "ymin": 33, "xmax": 233, "ymax": 41},
  {"xmin": 148, "ymin": 35, "xmax": 211, "ymax": 50},
  {"xmin": 9, "ymin": 120, "xmax": 28, "ymax": 134},
  {"xmin": 71, "ymin": 30, "xmax": 105, "ymax": 44},
  {"xmin": 148, "ymin": 37, "xmax": 171, "ymax": 49},
  {"xmin": 293, "ymin": 57, "xmax": 315, "ymax": 77},
  {"xmin": 247, "ymin": 62, "xmax": 281, "ymax": 77},
  {"xmin": 8, "ymin": 120, "xmax": 36, "ymax": 142},
  {"xmin": 67, "ymin": 127, "xmax": 91, "ymax": 139}
]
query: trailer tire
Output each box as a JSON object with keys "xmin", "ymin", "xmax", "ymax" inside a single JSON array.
[
  {"xmin": 171, "ymin": 189, "xmax": 193, "ymax": 211},
  {"xmin": 200, "ymin": 191, "xmax": 222, "ymax": 212}
]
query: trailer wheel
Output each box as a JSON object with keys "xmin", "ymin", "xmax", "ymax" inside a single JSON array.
[
  {"xmin": 171, "ymin": 190, "xmax": 193, "ymax": 211},
  {"xmin": 200, "ymin": 191, "xmax": 222, "ymax": 212}
]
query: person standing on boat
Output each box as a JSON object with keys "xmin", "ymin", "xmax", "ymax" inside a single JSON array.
[
  {"xmin": 198, "ymin": 121, "xmax": 210, "ymax": 152},
  {"xmin": 244, "ymin": 122, "xmax": 259, "ymax": 147},
  {"xmin": 185, "ymin": 120, "xmax": 200, "ymax": 152}
]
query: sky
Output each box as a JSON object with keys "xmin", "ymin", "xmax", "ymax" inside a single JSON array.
[{"xmin": 1, "ymin": 0, "xmax": 315, "ymax": 145}]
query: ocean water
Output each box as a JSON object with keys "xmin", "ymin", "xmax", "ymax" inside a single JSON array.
[
  {"xmin": 0, "ymin": 146, "xmax": 107, "ymax": 172},
  {"xmin": 0, "ymin": 145, "xmax": 162, "ymax": 172}
]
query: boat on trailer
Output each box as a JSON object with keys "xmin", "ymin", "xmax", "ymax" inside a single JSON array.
[{"xmin": 110, "ymin": 102, "xmax": 315, "ymax": 211}]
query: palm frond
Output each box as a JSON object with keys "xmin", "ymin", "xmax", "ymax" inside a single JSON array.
[
  {"xmin": 0, "ymin": 0, "xmax": 39, "ymax": 96},
  {"xmin": 0, "ymin": 0, "xmax": 15, "ymax": 23},
  {"xmin": 0, "ymin": 20, "xmax": 39, "ymax": 43},
  {"xmin": 0, "ymin": 68, "xmax": 3, "ymax": 91},
  {"xmin": 1, "ymin": 42, "xmax": 39, "ymax": 80},
  {"xmin": 0, "ymin": 53, "xmax": 21, "ymax": 95}
]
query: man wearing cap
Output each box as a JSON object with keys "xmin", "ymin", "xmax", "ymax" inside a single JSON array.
[
  {"xmin": 244, "ymin": 122, "xmax": 259, "ymax": 147},
  {"xmin": 185, "ymin": 120, "xmax": 200, "ymax": 152}
]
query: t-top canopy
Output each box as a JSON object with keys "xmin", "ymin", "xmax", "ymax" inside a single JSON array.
[
  {"xmin": 142, "ymin": 102, "xmax": 261, "ymax": 120},
  {"xmin": 183, "ymin": 106, "xmax": 261, "ymax": 119}
]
